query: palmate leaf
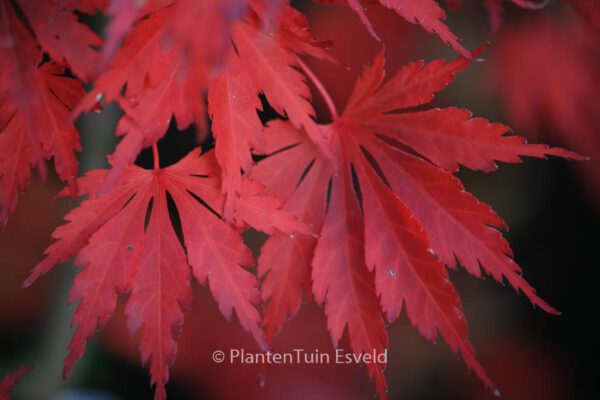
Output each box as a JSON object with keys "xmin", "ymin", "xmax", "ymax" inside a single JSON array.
[
  {"xmin": 251, "ymin": 51, "xmax": 580, "ymax": 399},
  {"xmin": 320, "ymin": 0, "xmax": 549, "ymax": 54},
  {"xmin": 316, "ymin": 0, "xmax": 471, "ymax": 57},
  {"xmin": 1, "ymin": 1, "xmax": 582, "ymax": 399},
  {"xmin": 0, "ymin": 63, "xmax": 83, "ymax": 228},
  {"xmin": 209, "ymin": 4, "xmax": 332, "ymax": 220},
  {"xmin": 16, "ymin": 0, "xmax": 102, "ymax": 82},
  {"xmin": 76, "ymin": 1, "xmax": 329, "ymax": 218},
  {"xmin": 0, "ymin": 1, "xmax": 85, "ymax": 227},
  {"xmin": 24, "ymin": 148, "xmax": 308, "ymax": 400}
]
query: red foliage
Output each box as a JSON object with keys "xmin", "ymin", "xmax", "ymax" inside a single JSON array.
[
  {"xmin": 23, "ymin": 148, "xmax": 307, "ymax": 398},
  {"xmin": 253, "ymin": 50, "xmax": 578, "ymax": 398},
  {"xmin": 0, "ymin": 0, "xmax": 84, "ymax": 227},
  {"xmin": 0, "ymin": 1, "xmax": 587, "ymax": 399}
]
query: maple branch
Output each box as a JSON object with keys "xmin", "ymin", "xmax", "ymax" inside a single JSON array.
[
  {"xmin": 152, "ymin": 143, "xmax": 160, "ymax": 171},
  {"xmin": 296, "ymin": 57, "xmax": 339, "ymax": 121}
]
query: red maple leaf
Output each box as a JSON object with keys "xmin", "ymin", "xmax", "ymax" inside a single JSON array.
[
  {"xmin": 252, "ymin": 51, "xmax": 580, "ymax": 399},
  {"xmin": 326, "ymin": 0, "xmax": 549, "ymax": 44},
  {"xmin": 317, "ymin": 0, "xmax": 472, "ymax": 57},
  {"xmin": 23, "ymin": 148, "xmax": 309, "ymax": 400},
  {"xmin": 0, "ymin": 1, "xmax": 85, "ymax": 227},
  {"xmin": 208, "ymin": 5, "xmax": 331, "ymax": 221},
  {"xmin": 73, "ymin": 6, "xmax": 207, "ymax": 193},
  {"xmin": 0, "ymin": 62, "xmax": 83, "ymax": 228},
  {"xmin": 77, "ymin": 2, "xmax": 330, "ymax": 217},
  {"xmin": 15, "ymin": 0, "xmax": 102, "ymax": 82},
  {"xmin": 0, "ymin": 2, "xmax": 585, "ymax": 400}
]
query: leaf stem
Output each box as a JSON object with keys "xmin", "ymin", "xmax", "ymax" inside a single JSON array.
[
  {"xmin": 152, "ymin": 143, "xmax": 160, "ymax": 171},
  {"xmin": 296, "ymin": 57, "xmax": 339, "ymax": 121}
]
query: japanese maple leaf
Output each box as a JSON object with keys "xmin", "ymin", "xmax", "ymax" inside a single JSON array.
[
  {"xmin": 208, "ymin": 4, "xmax": 331, "ymax": 221},
  {"xmin": 489, "ymin": 16, "xmax": 600, "ymax": 204},
  {"xmin": 78, "ymin": 1, "xmax": 329, "ymax": 203},
  {"xmin": 74, "ymin": 6, "xmax": 206, "ymax": 192},
  {"xmin": 16, "ymin": 0, "xmax": 102, "ymax": 81},
  {"xmin": 0, "ymin": 366, "xmax": 34, "ymax": 400},
  {"xmin": 1, "ymin": 0, "xmax": 46, "ymax": 171},
  {"xmin": 317, "ymin": 0, "xmax": 472, "ymax": 57},
  {"xmin": 98, "ymin": 0, "xmax": 247, "ymax": 73},
  {"xmin": 0, "ymin": 0, "xmax": 84, "ymax": 227},
  {"xmin": 23, "ymin": 148, "xmax": 308, "ymax": 400},
  {"xmin": 0, "ymin": 62, "xmax": 83, "ymax": 228},
  {"xmin": 251, "ymin": 51, "xmax": 580, "ymax": 399}
]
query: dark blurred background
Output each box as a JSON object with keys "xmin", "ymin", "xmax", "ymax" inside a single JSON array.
[{"xmin": 1, "ymin": 1, "xmax": 599, "ymax": 399}]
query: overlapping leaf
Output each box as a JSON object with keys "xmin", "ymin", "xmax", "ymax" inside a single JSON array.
[
  {"xmin": 16, "ymin": 0, "xmax": 102, "ymax": 81},
  {"xmin": 74, "ymin": 6, "xmax": 207, "ymax": 192},
  {"xmin": 0, "ymin": 1, "xmax": 85, "ymax": 227},
  {"xmin": 0, "ymin": 2, "xmax": 583, "ymax": 400},
  {"xmin": 209, "ymin": 6, "xmax": 330, "ymax": 220},
  {"xmin": 252, "ymin": 51, "xmax": 579, "ymax": 399},
  {"xmin": 77, "ymin": 1, "xmax": 329, "ymax": 211},
  {"xmin": 24, "ymin": 148, "xmax": 308, "ymax": 400},
  {"xmin": 0, "ymin": 62, "xmax": 83, "ymax": 227},
  {"xmin": 317, "ymin": 0, "xmax": 471, "ymax": 57}
]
